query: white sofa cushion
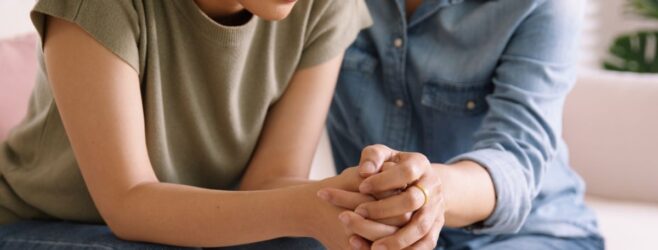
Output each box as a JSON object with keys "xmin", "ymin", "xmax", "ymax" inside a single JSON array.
[
  {"xmin": 587, "ymin": 196, "xmax": 658, "ymax": 250},
  {"xmin": 565, "ymin": 70, "xmax": 658, "ymax": 204}
]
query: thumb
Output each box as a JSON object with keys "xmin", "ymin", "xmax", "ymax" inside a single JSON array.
[{"xmin": 358, "ymin": 144, "xmax": 399, "ymax": 177}]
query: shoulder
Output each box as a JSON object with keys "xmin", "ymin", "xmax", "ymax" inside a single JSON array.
[
  {"xmin": 32, "ymin": 0, "xmax": 142, "ymax": 71},
  {"xmin": 525, "ymin": 0, "xmax": 584, "ymax": 23},
  {"xmin": 288, "ymin": 0, "xmax": 371, "ymax": 30},
  {"xmin": 33, "ymin": 0, "xmax": 139, "ymax": 18},
  {"xmin": 501, "ymin": 0, "xmax": 584, "ymax": 62},
  {"xmin": 485, "ymin": 0, "xmax": 584, "ymax": 36},
  {"xmin": 518, "ymin": 0, "xmax": 584, "ymax": 39},
  {"xmin": 285, "ymin": 0, "xmax": 372, "ymax": 69}
]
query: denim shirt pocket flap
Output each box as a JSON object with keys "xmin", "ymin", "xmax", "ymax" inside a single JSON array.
[
  {"xmin": 421, "ymin": 81, "xmax": 492, "ymax": 116},
  {"xmin": 341, "ymin": 47, "xmax": 378, "ymax": 73}
]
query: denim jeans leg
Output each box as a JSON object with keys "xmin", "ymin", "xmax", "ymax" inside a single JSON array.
[
  {"xmin": 0, "ymin": 220, "xmax": 190, "ymax": 249},
  {"xmin": 0, "ymin": 220, "xmax": 324, "ymax": 250},
  {"xmin": 442, "ymin": 234, "xmax": 605, "ymax": 250}
]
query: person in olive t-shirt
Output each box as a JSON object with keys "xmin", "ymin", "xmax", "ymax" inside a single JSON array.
[{"xmin": 0, "ymin": 0, "xmax": 374, "ymax": 248}]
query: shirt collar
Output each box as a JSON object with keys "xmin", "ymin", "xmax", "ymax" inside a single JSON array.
[{"xmin": 395, "ymin": 0, "xmax": 466, "ymax": 27}]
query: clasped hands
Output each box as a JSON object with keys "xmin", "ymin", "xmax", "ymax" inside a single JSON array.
[{"xmin": 317, "ymin": 145, "xmax": 446, "ymax": 250}]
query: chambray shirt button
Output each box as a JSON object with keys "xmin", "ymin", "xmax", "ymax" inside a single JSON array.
[
  {"xmin": 394, "ymin": 38, "xmax": 403, "ymax": 48},
  {"xmin": 466, "ymin": 100, "xmax": 476, "ymax": 110},
  {"xmin": 395, "ymin": 99, "xmax": 405, "ymax": 108}
]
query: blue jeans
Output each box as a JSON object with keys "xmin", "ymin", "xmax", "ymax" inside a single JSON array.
[
  {"xmin": 0, "ymin": 221, "xmax": 603, "ymax": 249},
  {"xmin": 0, "ymin": 221, "xmax": 323, "ymax": 250}
]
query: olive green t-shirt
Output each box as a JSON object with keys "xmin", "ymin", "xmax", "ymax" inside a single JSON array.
[{"xmin": 0, "ymin": 0, "xmax": 371, "ymax": 224}]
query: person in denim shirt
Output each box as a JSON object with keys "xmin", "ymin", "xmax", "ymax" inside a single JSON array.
[{"xmin": 322, "ymin": 0, "xmax": 604, "ymax": 249}]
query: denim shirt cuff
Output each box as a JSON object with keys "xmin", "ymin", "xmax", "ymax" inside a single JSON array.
[{"xmin": 447, "ymin": 149, "xmax": 533, "ymax": 234}]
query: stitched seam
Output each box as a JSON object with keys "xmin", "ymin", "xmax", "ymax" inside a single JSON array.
[
  {"xmin": 72, "ymin": 0, "xmax": 84, "ymax": 20},
  {"xmin": 33, "ymin": 100, "xmax": 56, "ymax": 169}
]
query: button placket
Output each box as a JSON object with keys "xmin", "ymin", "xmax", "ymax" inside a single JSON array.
[
  {"xmin": 394, "ymin": 37, "xmax": 403, "ymax": 48},
  {"xmin": 395, "ymin": 99, "xmax": 405, "ymax": 108},
  {"xmin": 383, "ymin": 33, "xmax": 410, "ymax": 150},
  {"xmin": 466, "ymin": 100, "xmax": 476, "ymax": 110}
]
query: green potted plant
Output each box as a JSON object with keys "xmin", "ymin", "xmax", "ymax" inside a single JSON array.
[{"xmin": 603, "ymin": 0, "xmax": 658, "ymax": 73}]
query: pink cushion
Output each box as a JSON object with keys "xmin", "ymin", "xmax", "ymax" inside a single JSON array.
[{"xmin": 0, "ymin": 33, "xmax": 38, "ymax": 141}]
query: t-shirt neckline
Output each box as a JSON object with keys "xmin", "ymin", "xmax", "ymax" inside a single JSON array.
[{"xmin": 174, "ymin": 1, "xmax": 258, "ymax": 44}]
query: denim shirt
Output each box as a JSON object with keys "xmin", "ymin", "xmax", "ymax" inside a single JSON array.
[{"xmin": 328, "ymin": 0, "xmax": 600, "ymax": 239}]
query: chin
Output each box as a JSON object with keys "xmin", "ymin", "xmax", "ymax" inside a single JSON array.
[
  {"xmin": 258, "ymin": 7, "xmax": 293, "ymax": 21},
  {"xmin": 240, "ymin": 0, "xmax": 295, "ymax": 21}
]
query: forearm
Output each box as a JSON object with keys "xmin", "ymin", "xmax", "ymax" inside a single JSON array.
[
  {"xmin": 237, "ymin": 56, "xmax": 343, "ymax": 192},
  {"xmin": 436, "ymin": 160, "xmax": 496, "ymax": 227},
  {"xmin": 240, "ymin": 177, "xmax": 313, "ymax": 190},
  {"xmin": 110, "ymin": 181, "xmax": 321, "ymax": 247}
]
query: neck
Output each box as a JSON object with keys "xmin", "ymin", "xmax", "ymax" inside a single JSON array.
[
  {"xmin": 406, "ymin": 0, "xmax": 423, "ymax": 18},
  {"xmin": 194, "ymin": 0, "xmax": 252, "ymax": 26}
]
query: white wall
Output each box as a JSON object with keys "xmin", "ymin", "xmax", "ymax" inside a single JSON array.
[
  {"xmin": 0, "ymin": 0, "xmax": 36, "ymax": 39},
  {"xmin": 582, "ymin": 0, "xmax": 658, "ymax": 69}
]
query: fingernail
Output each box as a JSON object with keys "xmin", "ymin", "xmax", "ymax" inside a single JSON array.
[
  {"xmin": 349, "ymin": 237, "xmax": 361, "ymax": 249},
  {"xmin": 360, "ymin": 161, "xmax": 376, "ymax": 174},
  {"xmin": 355, "ymin": 207, "xmax": 368, "ymax": 218},
  {"xmin": 359, "ymin": 182, "xmax": 372, "ymax": 193},
  {"xmin": 373, "ymin": 245, "xmax": 387, "ymax": 250},
  {"xmin": 339, "ymin": 213, "xmax": 350, "ymax": 224},
  {"xmin": 316, "ymin": 190, "xmax": 329, "ymax": 201}
]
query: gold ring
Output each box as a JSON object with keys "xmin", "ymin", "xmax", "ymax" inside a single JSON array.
[{"xmin": 412, "ymin": 184, "xmax": 429, "ymax": 208}]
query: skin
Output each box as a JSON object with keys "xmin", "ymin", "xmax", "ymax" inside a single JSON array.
[
  {"xmin": 195, "ymin": 0, "xmax": 298, "ymax": 22},
  {"xmin": 405, "ymin": 0, "xmax": 423, "ymax": 17},
  {"xmin": 322, "ymin": 146, "xmax": 496, "ymax": 249},
  {"xmin": 41, "ymin": 1, "xmax": 368, "ymax": 249}
]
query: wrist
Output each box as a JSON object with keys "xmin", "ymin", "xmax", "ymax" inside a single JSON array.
[
  {"xmin": 431, "ymin": 164, "xmax": 454, "ymax": 213},
  {"xmin": 439, "ymin": 160, "xmax": 496, "ymax": 227},
  {"xmin": 283, "ymin": 177, "xmax": 336, "ymax": 238}
]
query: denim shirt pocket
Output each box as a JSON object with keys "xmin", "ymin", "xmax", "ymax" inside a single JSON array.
[
  {"xmin": 341, "ymin": 46, "xmax": 378, "ymax": 73},
  {"xmin": 421, "ymin": 81, "xmax": 493, "ymax": 117}
]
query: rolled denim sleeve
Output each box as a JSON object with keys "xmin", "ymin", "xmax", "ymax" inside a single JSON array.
[{"xmin": 447, "ymin": 0, "xmax": 584, "ymax": 234}]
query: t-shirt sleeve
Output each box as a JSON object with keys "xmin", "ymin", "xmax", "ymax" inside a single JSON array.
[
  {"xmin": 297, "ymin": 0, "xmax": 373, "ymax": 69},
  {"xmin": 30, "ymin": 0, "xmax": 141, "ymax": 71}
]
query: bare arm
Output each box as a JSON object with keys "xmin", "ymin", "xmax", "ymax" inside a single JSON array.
[
  {"xmin": 435, "ymin": 161, "xmax": 496, "ymax": 227},
  {"xmin": 44, "ymin": 17, "xmax": 347, "ymax": 248},
  {"xmin": 239, "ymin": 51, "xmax": 343, "ymax": 191}
]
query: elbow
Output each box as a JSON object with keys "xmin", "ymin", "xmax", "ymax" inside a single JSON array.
[
  {"xmin": 475, "ymin": 189, "xmax": 533, "ymax": 235},
  {"xmin": 104, "ymin": 208, "xmax": 162, "ymax": 244},
  {"xmin": 96, "ymin": 188, "xmax": 150, "ymax": 242},
  {"xmin": 107, "ymin": 222, "xmax": 136, "ymax": 242},
  {"xmin": 102, "ymin": 207, "xmax": 143, "ymax": 242}
]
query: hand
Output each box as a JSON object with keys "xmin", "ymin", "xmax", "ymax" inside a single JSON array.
[
  {"xmin": 309, "ymin": 167, "xmax": 399, "ymax": 250},
  {"xmin": 354, "ymin": 144, "xmax": 447, "ymax": 250},
  {"xmin": 317, "ymin": 169, "xmax": 411, "ymax": 249}
]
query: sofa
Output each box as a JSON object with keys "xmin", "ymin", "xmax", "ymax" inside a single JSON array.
[
  {"xmin": 0, "ymin": 34, "xmax": 37, "ymax": 141},
  {"xmin": 563, "ymin": 69, "xmax": 658, "ymax": 250},
  {"xmin": 1, "ymin": 14, "xmax": 657, "ymax": 250}
]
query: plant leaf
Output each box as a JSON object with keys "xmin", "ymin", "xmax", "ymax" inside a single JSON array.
[
  {"xmin": 603, "ymin": 31, "xmax": 658, "ymax": 73},
  {"xmin": 629, "ymin": 0, "xmax": 658, "ymax": 19}
]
